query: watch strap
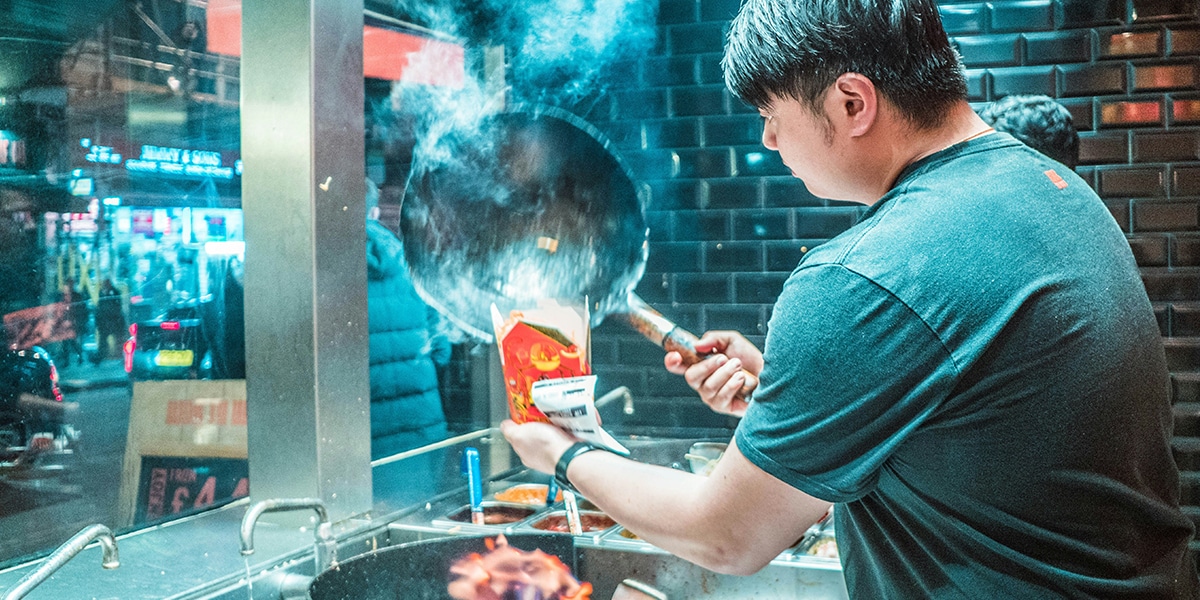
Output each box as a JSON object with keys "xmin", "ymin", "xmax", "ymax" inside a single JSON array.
[{"xmin": 554, "ymin": 441, "xmax": 604, "ymax": 494}]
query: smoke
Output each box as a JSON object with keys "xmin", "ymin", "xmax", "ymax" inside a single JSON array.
[
  {"xmin": 376, "ymin": 0, "xmax": 657, "ymax": 342},
  {"xmin": 392, "ymin": 0, "xmax": 656, "ymax": 100},
  {"xmin": 488, "ymin": 0, "xmax": 657, "ymax": 107},
  {"xmin": 381, "ymin": 0, "xmax": 658, "ymax": 141}
]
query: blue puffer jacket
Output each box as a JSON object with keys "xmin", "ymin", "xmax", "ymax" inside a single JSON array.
[{"xmin": 366, "ymin": 220, "xmax": 450, "ymax": 460}]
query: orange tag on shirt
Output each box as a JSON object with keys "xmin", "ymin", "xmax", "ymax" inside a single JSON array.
[{"xmin": 1044, "ymin": 169, "xmax": 1068, "ymax": 189}]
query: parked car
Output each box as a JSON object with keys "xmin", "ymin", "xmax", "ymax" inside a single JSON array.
[
  {"xmin": 125, "ymin": 304, "xmax": 212, "ymax": 380},
  {"xmin": 0, "ymin": 346, "xmax": 78, "ymax": 474}
]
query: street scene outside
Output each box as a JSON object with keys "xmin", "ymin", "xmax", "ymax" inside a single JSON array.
[{"xmin": 0, "ymin": 220, "xmax": 247, "ymax": 564}]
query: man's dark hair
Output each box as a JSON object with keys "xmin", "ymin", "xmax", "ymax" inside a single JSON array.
[
  {"xmin": 722, "ymin": 0, "xmax": 967, "ymax": 130},
  {"xmin": 979, "ymin": 95, "xmax": 1080, "ymax": 169}
]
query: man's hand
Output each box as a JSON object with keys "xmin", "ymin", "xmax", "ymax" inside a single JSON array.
[
  {"xmin": 664, "ymin": 330, "xmax": 763, "ymax": 417},
  {"xmin": 499, "ymin": 420, "xmax": 578, "ymax": 475}
]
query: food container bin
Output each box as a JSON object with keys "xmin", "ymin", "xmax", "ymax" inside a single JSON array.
[
  {"xmin": 491, "ymin": 482, "xmax": 563, "ymax": 505},
  {"xmin": 598, "ymin": 526, "xmax": 649, "ymax": 550},
  {"xmin": 382, "ymin": 432, "xmax": 847, "ymax": 599},
  {"xmin": 528, "ymin": 510, "xmax": 617, "ymax": 534},
  {"xmin": 615, "ymin": 528, "xmax": 641, "ymax": 541},
  {"xmin": 686, "ymin": 441, "xmax": 728, "ymax": 476},
  {"xmin": 434, "ymin": 502, "xmax": 537, "ymax": 528},
  {"xmin": 795, "ymin": 531, "xmax": 839, "ymax": 560}
]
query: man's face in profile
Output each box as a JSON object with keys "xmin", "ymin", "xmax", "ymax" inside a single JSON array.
[{"xmin": 759, "ymin": 96, "xmax": 845, "ymax": 199}]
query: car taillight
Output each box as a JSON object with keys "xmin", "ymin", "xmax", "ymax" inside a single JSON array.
[
  {"xmin": 161, "ymin": 321, "xmax": 181, "ymax": 330},
  {"xmin": 29, "ymin": 433, "xmax": 53, "ymax": 452},
  {"xmin": 124, "ymin": 323, "xmax": 137, "ymax": 373},
  {"xmin": 124, "ymin": 338, "xmax": 135, "ymax": 373},
  {"xmin": 48, "ymin": 365, "xmax": 63, "ymax": 402}
]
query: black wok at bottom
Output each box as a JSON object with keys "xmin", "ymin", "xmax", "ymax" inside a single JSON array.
[{"xmin": 308, "ymin": 533, "xmax": 577, "ymax": 600}]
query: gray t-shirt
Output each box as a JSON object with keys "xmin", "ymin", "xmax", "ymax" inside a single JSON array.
[{"xmin": 736, "ymin": 134, "xmax": 1196, "ymax": 598}]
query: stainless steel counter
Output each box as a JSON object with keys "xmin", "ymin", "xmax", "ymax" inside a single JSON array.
[
  {"xmin": 0, "ymin": 430, "xmax": 848, "ymax": 599},
  {"xmin": 0, "ymin": 499, "xmax": 366, "ymax": 599}
]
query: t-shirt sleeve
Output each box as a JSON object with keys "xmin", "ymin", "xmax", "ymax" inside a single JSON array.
[{"xmin": 735, "ymin": 263, "xmax": 959, "ymax": 502}]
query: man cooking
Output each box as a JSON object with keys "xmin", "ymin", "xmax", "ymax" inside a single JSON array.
[{"xmin": 501, "ymin": 0, "xmax": 1198, "ymax": 597}]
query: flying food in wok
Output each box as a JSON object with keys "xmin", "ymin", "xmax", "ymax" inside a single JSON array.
[{"xmin": 447, "ymin": 534, "xmax": 592, "ymax": 600}]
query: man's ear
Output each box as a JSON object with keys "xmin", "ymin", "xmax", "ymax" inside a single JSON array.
[{"xmin": 830, "ymin": 73, "xmax": 877, "ymax": 138}]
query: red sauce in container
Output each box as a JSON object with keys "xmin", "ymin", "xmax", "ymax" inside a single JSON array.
[
  {"xmin": 531, "ymin": 511, "xmax": 616, "ymax": 533},
  {"xmin": 447, "ymin": 504, "xmax": 535, "ymax": 525}
]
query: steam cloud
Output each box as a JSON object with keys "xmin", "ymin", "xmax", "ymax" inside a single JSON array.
[
  {"xmin": 375, "ymin": 0, "xmax": 658, "ymax": 342},
  {"xmin": 393, "ymin": 0, "xmax": 656, "ymax": 106},
  {"xmin": 381, "ymin": 0, "xmax": 658, "ymax": 170}
]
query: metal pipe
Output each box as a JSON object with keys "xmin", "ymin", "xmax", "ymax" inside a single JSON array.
[
  {"xmin": 596, "ymin": 386, "xmax": 635, "ymax": 416},
  {"xmin": 371, "ymin": 428, "xmax": 492, "ymax": 468},
  {"xmin": 362, "ymin": 9, "xmax": 461, "ymax": 42},
  {"xmin": 2, "ymin": 524, "xmax": 119, "ymax": 600},
  {"xmin": 239, "ymin": 498, "xmax": 337, "ymax": 572}
]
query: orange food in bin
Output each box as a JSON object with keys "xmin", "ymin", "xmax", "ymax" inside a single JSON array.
[{"xmin": 493, "ymin": 484, "xmax": 564, "ymax": 505}]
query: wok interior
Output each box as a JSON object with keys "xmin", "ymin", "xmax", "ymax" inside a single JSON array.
[
  {"xmin": 308, "ymin": 533, "xmax": 578, "ymax": 600},
  {"xmin": 401, "ymin": 109, "xmax": 648, "ymax": 340}
]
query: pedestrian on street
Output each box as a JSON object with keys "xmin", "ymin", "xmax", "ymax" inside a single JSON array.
[
  {"xmin": 93, "ymin": 279, "xmax": 125, "ymax": 364},
  {"xmin": 58, "ymin": 278, "xmax": 87, "ymax": 367}
]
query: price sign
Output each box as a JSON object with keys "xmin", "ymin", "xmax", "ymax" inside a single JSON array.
[{"xmin": 135, "ymin": 455, "xmax": 248, "ymax": 524}]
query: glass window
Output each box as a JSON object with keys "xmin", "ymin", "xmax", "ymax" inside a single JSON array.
[
  {"xmin": 0, "ymin": 0, "xmax": 478, "ymax": 566},
  {"xmin": 0, "ymin": 0, "xmax": 247, "ymax": 567}
]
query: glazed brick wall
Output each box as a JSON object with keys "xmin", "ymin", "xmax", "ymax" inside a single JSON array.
[{"xmin": 577, "ymin": 0, "xmax": 1200, "ymax": 546}]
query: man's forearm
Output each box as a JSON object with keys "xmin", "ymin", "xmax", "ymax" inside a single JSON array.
[{"xmin": 565, "ymin": 444, "xmax": 826, "ymax": 575}]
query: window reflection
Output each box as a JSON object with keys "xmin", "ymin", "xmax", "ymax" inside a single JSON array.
[
  {"xmin": 0, "ymin": 0, "xmax": 246, "ymax": 567},
  {"xmin": 0, "ymin": 0, "xmax": 481, "ymax": 566}
]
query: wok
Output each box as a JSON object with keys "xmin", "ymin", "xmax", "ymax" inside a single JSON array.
[
  {"xmin": 308, "ymin": 533, "xmax": 577, "ymax": 600},
  {"xmin": 401, "ymin": 106, "xmax": 756, "ymax": 393}
]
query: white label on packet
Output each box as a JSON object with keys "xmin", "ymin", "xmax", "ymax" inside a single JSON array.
[{"xmin": 531, "ymin": 376, "xmax": 630, "ymax": 455}]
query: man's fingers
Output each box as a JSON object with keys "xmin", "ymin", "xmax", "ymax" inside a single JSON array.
[
  {"xmin": 686, "ymin": 354, "xmax": 731, "ymax": 391},
  {"xmin": 666, "ymin": 336, "xmax": 757, "ymax": 417},
  {"xmin": 663, "ymin": 351, "xmax": 687, "ymax": 375},
  {"xmin": 693, "ymin": 330, "xmax": 745, "ymax": 354},
  {"xmin": 721, "ymin": 370, "xmax": 747, "ymax": 403},
  {"xmin": 723, "ymin": 398, "xmax": 750, "ymax": 417},
  {"xmin": 697, "ymin": 357, "xmax": 741, "ymax": 393},
  {"xmin": 701, "ymin": 369, "xmax": 741, "ymax": 414}
]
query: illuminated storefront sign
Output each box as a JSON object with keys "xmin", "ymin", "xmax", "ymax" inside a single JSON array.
[
  {"xmin": 205, "ymin": 0, "xmax": 466, "ymax": 86},
  {"xmin": 82, "ymin": 139, "xmax": 122, "ymax": 164},
  {"xmin": 79, "ymin": 138, "xmax": 237, "ymax": 180},
  {"xmin": 0, "ymin": 132, "xmax": 27, "ymax": 168}
]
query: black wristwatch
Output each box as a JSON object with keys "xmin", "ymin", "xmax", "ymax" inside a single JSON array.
[{"xmin": 554, "ymin": 441, "xmax": 605, "ymax": 494}]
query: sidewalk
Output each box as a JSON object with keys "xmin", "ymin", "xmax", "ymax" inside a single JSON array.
[{"xmin": 55, "ymin": 357, "xmax": 129, "ymax": 393}]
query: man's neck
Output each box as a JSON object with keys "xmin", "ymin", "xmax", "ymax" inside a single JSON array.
[
  {"xmin": 863, "ymin": 102, "xmax": 992, "ymax": 204},
  {"xmin": 904, "ymin": 103, "xmax": 994, "ymax": 167}
]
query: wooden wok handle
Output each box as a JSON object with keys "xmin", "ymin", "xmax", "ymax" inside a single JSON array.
[{"xmin": 620, "ymin": 296, "xmax": 759, "ymax": 402}]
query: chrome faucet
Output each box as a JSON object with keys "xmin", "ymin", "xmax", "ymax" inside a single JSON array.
[
  {"xmin": 596, "ymin": 385, "xmax": 635, "ymax": 415},
  {"xmin": 2, "ymin": 524, "xmax": 119, "ymax": 600},
  {"xmin": 240, "ymin": 497, "xmax": 337, "ymax": 572}
]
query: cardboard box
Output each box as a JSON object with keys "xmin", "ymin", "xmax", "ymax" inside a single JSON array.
[{"xmin": 492, "ymin": 301, "xmax": 590, "ymax": 423}]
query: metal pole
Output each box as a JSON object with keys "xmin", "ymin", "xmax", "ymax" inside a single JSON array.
[{"xmin": 240, "ymin": 0, "xmax": 371, "ymax": 521}]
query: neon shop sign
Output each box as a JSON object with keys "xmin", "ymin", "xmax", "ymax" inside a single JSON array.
[{"xmin": 81, "ymin": 138, "xmax": 237, "ymax": 180}]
